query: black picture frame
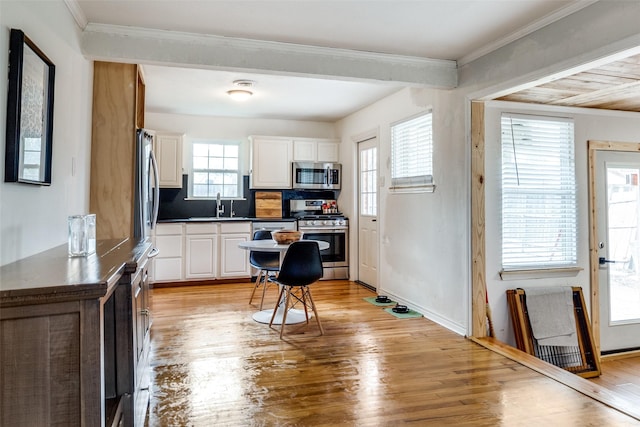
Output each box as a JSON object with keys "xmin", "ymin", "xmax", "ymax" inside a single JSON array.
[{"xmin": 5, "ymin": 28, "xmax": 55, "ymax": 185}]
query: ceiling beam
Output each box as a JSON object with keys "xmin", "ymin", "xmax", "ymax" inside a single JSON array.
[{"xmin": 80, "ymin": 24, "xmax": 457, "ymax": 89}]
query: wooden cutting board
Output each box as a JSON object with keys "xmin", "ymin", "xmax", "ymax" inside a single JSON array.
[{"xmin": 255, "ymin": 191, "xmax": 282, "ymax": 218}]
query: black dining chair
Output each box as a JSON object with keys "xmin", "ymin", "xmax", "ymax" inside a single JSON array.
[
  {"xmin": 269, "ymin": 240, "xmax": 324, "ymax": 338},
  {"xmin": 248, "ymin": 230, "xmax": 280, "ymax": 310}
]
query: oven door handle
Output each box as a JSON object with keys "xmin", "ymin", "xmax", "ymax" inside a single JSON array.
[{"xmin": 300, "ymin": 228, "xmax": 347, "ymax": 233}]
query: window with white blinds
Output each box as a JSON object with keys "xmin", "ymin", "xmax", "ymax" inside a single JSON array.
[
  {"xmin": 501, "ymin": 113, "xmax": 577, "ymax": 270},
  {"xmin": 390, "ymin": 111, "xmax": 433, "ymax": 190}
]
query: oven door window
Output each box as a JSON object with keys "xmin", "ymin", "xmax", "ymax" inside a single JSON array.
[{"xmin": 303, "ymin": 231, "xmax": 346, "ymax": 263}]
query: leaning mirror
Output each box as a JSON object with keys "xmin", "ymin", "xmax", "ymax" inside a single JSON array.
[{"xmin": 5, "ymin": 28, "xmax": 55, "ymax": 185}]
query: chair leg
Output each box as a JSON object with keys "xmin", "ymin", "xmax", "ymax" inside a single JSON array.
[
  {"xmin": 259, "ymin": 272, "xmax": 269, "ymax": 310},
  {"xmin": 300, "ymin": 287, "xmax": 310, "ymax": 324},
  {"xmin": 305, "ymin": 285, "xmax": 324, "ymax": 335},
  {"xmin": 269, "ymin": 286, "xmax": 286, "ymax": 328},
  {"xmin": 279, "ymin": 287, "xmax": 291, "ymax": 339},
  {"xmin": 249, "ymin": 270, "xmax": 263, "ymax": 305}
]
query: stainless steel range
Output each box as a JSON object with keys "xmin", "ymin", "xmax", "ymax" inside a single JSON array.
[{"xmin": 290, "ymin": 199, "xmax": 348, "ymax": 280}]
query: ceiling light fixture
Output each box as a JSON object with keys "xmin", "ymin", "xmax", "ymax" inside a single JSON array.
[
  {"xmin": 227, "ymin": 89, "xmax": 253, "ymax": 101},
  {"xmin": 227, "ymin": 79, "xmax": 255, "ymax": 101}
]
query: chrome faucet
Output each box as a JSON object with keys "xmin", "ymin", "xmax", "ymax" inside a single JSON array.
[{"xmin": 216, "ymin": 192, "xmax": 224, "ymax": 218}]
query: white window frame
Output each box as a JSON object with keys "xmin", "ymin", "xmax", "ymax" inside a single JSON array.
[
  {"xmin": 500, "ymin": 113, "xmax": 577, "ymax": 272},
  {"xmin": 189, "ymin": 140, "xmax": 242, "ymax": 199},
  {"xmin": 390, "ymin": 110, "xmax": 434, "ymax": 193}
]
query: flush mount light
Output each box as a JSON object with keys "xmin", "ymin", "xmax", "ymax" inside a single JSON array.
[
  {"xmin": 227, "ymin": 79, "xmax": 255, "ymax": 101},
  {"xmin": 227, "ymin": 89, "xmax": 253, "ymax": 101}
]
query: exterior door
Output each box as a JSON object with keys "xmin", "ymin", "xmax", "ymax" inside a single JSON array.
[
  {"xmin": 358, "ymin": 137, "xmax": 379, "ymax": 288},
  {"xmin": 596, "ymin": 150, "xmax": 640, "ymax": 353}
]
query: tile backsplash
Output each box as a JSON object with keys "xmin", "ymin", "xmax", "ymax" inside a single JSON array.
[{"xmin": 158, "ymin": 175, "xmax": 337, "ymax": 220}]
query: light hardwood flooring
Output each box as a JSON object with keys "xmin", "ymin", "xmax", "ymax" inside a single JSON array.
[
  {"xmin": 147, "ymin": 280, "xmax": 640, "ymax": 426},
  {"xmin": 593, "ymin": 355, "xmax": 640, "ymax": 401}
]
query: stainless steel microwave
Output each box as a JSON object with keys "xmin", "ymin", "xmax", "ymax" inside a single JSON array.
[{"xmin": 292, "ymin": 162, "xmax": 342, "ymax": 190}]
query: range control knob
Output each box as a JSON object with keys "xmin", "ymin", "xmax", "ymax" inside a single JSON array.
[{"xmin": 324, "ymin": 220, "xmax": 332, "ymax": 226}]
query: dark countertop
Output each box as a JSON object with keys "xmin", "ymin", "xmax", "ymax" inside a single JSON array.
[
  {"xmin": 0, "ymin": 238, "xmax": 151, "ymax": 307},
  {"xmin": 158, "ymin": 217, "xmax": 296, "ymax": 223}
]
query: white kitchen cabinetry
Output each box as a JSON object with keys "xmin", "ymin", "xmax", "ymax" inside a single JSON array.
[
  {"xmin": 153, "ymin": 223, "xmax": 184, "ymax": 282},
  {"xmin": 293, "ymin": 138, "xmax": 340, "ymax": 163},
  {"xmin": 316, "ymin": 140, "xmax": 340, "ymax": 162},
  {"xmin": 185, "ymin": 223, "xmax": 218, "ymax": 279},
  {"xmin": 155, "ymin": 133, "xmax": 183, "ymax": 188},
  {"xmin": 219, "ymin": 222, "xmax": 251, "ymax": 278},
  {"xmin": 152, "ymin": 221, "xmax": 252, "ymax": 284},
  {"xmin": 249, "ymin": 136, "xmax": 293, "ymax": 189}
]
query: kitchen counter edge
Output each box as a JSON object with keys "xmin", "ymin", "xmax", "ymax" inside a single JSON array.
[{"xmin": 158, "ymin": 217, "xmax": 296, "ymax": 223}]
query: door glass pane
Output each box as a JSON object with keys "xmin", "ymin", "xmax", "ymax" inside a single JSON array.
[
  {"xmin": 360, "ymin": 147, "xmax": 377, "ymax": 216},
  {"xmin": 607, "ymin": 166, "xmax": 640, "ymax": 323}
]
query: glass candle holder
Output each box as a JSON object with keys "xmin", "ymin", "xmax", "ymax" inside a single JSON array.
[{"xmin": 68, "ymin": 214, "xmax": 96, "ymax": 257}]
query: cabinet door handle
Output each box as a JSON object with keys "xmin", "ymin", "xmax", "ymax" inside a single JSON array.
[
  {"xmin": 141, "ymin": 309, "xmax": 150, "ymax": 316},
  {"xmin": 148, "ymin": 247, "xmax": 160, "ymax": 258}
]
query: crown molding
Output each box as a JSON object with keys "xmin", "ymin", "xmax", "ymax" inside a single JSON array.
[
  {"xmin": 63, "ymin": 0, "xmax": 88, "ymax": 30},
  {"xmin": 458, "ymin": 0, "xmax": 599, "ymax": 66}
]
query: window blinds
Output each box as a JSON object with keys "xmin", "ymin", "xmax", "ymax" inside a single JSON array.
[
  {"xmin": 391, "ymin": 112, "xmax": 433, "ymax": 188},
  {"xmin": 501, "ymin": 114, "xmax": 577, "ymax": 269}
]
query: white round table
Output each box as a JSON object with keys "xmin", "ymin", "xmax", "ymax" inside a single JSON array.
[{"xmin": 238, "ymin": 239, "xmax": 329, "ymax": 325}]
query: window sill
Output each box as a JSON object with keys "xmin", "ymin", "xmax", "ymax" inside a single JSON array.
[
  {"xmin": 499, "ymin": 266, "xmax": 583, "ymax": 280},
  {"xmin": 388, "ymin": 185, "xmax": 436, "ymax": 194},
  {"xmin": 184, "ymin": 197, "xmax": 247, "ymax": 201}
]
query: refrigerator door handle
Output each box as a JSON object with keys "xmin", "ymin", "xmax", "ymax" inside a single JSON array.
[{"xmin": 150, "ymin": 149, "xmax": 160, "ymax": 229}]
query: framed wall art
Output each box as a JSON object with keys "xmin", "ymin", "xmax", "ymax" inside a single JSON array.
[{"xmin": 5, "ymin": 28, "xmax": 55, "ymax": 185}]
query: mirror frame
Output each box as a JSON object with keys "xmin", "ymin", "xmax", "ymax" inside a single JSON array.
[{"xmin": 5, "ymin": 28, "xmax": 55, "ymax": 185}]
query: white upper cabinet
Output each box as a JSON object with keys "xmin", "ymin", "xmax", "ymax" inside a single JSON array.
[
  {"xmin": 293, "ymin": 138, "xmax": 340, "ymax": 163},
  {"xmin": 315, "ymin": 140, "xmax": 340, "ymax": 162},
  {"xmin": 249, "ymin": 136, "xmax": 293, "ymax": 189},
  {"xmin": 292, "ymin": 139, "xmax": 316, "ymax": 161},
  {"xmin": 155, "ymin": 133, "xmax": 183, "ymax": 188}
]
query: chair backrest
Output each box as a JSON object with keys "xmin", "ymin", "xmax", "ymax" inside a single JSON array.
[
  {"xmin": 253, "ymin": 230, "xmax": 273, "ymax": 241},
  {"xmin": 276, "ymin": 241, "xmax": 323, "ymax": 287},
  {"xmin": 250, "ymin": 229, "xmax": 279, "ymax": 268}
]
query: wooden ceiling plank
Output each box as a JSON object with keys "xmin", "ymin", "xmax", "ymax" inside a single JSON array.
[{"xmin": 549, "ymin": 80, "xmax": 640, "ymax": 107}]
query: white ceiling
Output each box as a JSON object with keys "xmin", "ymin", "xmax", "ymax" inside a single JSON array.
[{"xmin": 71, "ymin": 0, "xmax": 596, "ymax": 122}]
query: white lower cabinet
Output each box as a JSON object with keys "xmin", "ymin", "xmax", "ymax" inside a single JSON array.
[
  {"xmin": 185, "ymin": 223, "xmax": 218, "ymax": 279},
  {"xmin": 219, "ymin": 222, "xmax": 251, "ymax": 278},
  {"xmin": 153, "ymin": 223, "xmax": 184, "ymax": 282},
  {"xmin": 152, "ymin": 221, "xmax": 252, "ymax": 283}
]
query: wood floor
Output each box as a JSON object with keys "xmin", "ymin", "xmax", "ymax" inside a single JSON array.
[
  {"xmin": 147, "ymin": 280, "xmax": 640, "ymax": 426},
  {"xmin": 593, "ymin": 355, "xmax": 640, "ymax": 401}
]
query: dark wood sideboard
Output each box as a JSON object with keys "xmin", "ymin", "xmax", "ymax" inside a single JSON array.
[{"xmin": 0, "ymin": 238, "xmax": 153, "ymax": 427}]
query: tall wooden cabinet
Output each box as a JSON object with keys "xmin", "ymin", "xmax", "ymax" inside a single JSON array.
[{"xmin": 90, "ymin": 61, "xmax": 145, "ymax": 240}]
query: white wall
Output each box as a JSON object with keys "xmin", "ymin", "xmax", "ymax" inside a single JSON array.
[
  {"xmin": 336, "ymin": 87, "xmax": 469, "ymax": 334},
  {"xmin": 336, "ymin": 1, "xmax": 640, "ymax": 338},
  {"xmin": 484, "ymin": 102, "xmax": 640, "ymax": 345},
  {"xmin": 145, "ymin": 112, "xmax": 337, "ymax": 175},
  {"xmin": 0, "ymin": 1, "xmax": 92, "ymax": 266}
]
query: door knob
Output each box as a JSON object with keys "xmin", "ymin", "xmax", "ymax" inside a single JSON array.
[{"xmin": 599, "ymin": 257, "xmax": 620, "ymax": 265}]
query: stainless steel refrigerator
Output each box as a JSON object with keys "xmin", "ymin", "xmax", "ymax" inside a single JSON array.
[{"xmin": 134, "ymin": 129, "xmax": 160, "ymax": 242}]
